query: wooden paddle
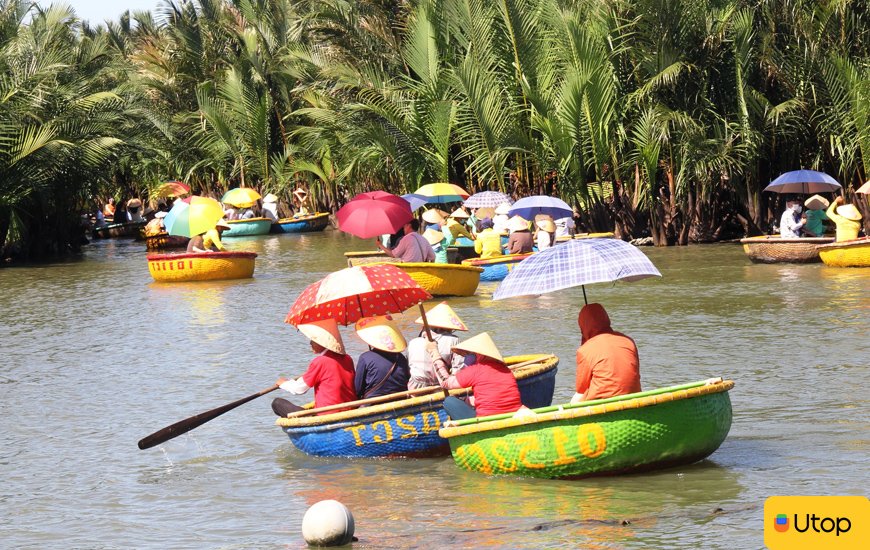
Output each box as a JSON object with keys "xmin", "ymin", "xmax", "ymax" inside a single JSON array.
[{"xmin": 138, "ymin": 384, "xmax": 280, "ymax": 450}]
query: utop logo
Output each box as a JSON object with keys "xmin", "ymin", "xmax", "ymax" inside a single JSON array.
[
  {"xmin": 774, "ymin": 513, "xmax": 789, "ymax": 532},
  {"xmin": 765, "ymin": 496, "xmax": 868, "ymax": 550}
]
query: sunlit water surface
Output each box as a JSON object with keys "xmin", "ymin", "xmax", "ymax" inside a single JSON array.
[{"xmin": 0, "ymin": 231, "xmax": 867, "ymax": 548}]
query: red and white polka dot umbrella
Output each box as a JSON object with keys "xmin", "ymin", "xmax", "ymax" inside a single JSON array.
[{"xmin": 285, "ymin": 264, "xmax": 432, "ymax": 326}]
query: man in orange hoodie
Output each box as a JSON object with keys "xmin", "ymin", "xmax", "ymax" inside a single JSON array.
[{"xmin": 571, "ymin": 303, "xmax": 641, "ymax": 403}]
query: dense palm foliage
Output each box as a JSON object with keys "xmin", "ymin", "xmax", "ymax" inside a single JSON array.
[{"xmin": 1, "ymin": 0, "xmax": 868, "ymax": 260}]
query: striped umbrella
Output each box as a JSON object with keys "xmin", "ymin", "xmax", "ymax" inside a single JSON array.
[
  {"xmin": 163, "ymin": 196, "xmax": 224, "ymax": 238},
  {"xmin": 463, "ymin": 191, "xmax": 513, "ymax": 209},
  {"xmin": 493, "ymin": 238, "xmax": 661, "ymax": 304}
]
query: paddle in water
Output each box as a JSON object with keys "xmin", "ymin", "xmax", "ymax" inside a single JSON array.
[{"xmin": 137, "ymin": 384, "xmax": 280, "ymax": 450}]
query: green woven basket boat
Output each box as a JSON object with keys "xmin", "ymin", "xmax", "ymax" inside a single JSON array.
[{"xmin": 438, "ymin": 379, "xmax": 734, "ymax": 479}]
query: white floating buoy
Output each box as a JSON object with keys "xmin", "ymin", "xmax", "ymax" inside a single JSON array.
[{"xmin": 302, "ymin": 499, "xmax": 355, "ymax": 547}]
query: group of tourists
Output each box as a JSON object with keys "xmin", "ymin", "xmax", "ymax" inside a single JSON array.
[
  {"xmin": 779, "ymin": 194, "xmax": 863, "ymax": 241},
  {"xmin": 271, "ymin": 301, "xmax": 642, "ymax": 423}
]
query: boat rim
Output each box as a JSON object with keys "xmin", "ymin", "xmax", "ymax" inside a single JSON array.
[{"xmin": 146, "ymin": 251, "xmax": 258, "ymax": 261}]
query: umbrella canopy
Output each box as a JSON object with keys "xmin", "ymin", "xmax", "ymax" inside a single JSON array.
[
  {"xmin": 337, "ymin": 191, "xmax": 413, "ymax": 239},
  {"xmin": 285, "ymin": 264, "xmax": 432, "ymax": 326},
  {"xmin": 163, "ymin": 196, "xmax": 224, "ymax": 237},
  {"xmin": 763, "ymin": 170, "xmax": 842, "ymax": 194},
  {"xmin": 402, "ymin": 193, "xmax": 430, "ymax": 211},
  {"xmin": 856, "ymin": 181, "xmax": 870, "ymax": 194},
  {"xmin": 221, "ymin": 187, "xmax": 262, "ymax": 207},
  {"xmin": 508, "ymin": 195, "xmax": 573, "ymax": 220},
  {"xmin": 493, "ymin": 238, "xmax": 661, "ymax": 303},
  {"xmin": 413, "ymin": 183, "xmax": 470, "ymax": 204},
  {"xmin": 463, "ymin": 191, "xmax": 513, "ymax": 209},
  {"xmin": 155, "ymin": 181, "xmax": 191, "ymax": 198}
]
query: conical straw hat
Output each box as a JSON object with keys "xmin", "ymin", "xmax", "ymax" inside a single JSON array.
[
  {"xmin": 535, "ymin": 218, "xmax": 555, "ymax": 232},
  {"xmin": 415, "ymin": 301, "xmax": 468, "ymax": 332},
  {"xmin": 450, "ymin": 207, "xmax": 470, "ymax": 219},
  {"xmin": 354, "ymin": 315, "xmax": 407, "ymax": 353},
  {"xmin": 422, "ymin": 209, "xmax": 446, "ymax": 224},
  {"xmin": 803, "ymin": 194, "xmax": 829, "ymax": 210},
  {"xmin": 836, "ymin": 204, "xmax": 862, "ymax": 221},
  {"xmin": 422, "ymin": 229, "xmax": 444, "ymax": 245},
  {"xmin": 452, "ymin": 332, "xmax": 503, "ymax": 363},
  {"xmin": 495, "ymin": 203, "xmax": 511, "ymax": 215},
  {"xmin": 298, "ymin": 319, "xmax": 345, "ymax": 354},
  {"xmin": 263, "ymin": 193, "xmax": 278, "ymax": 203},
  {"xmin": 508, "ymin": 215, "xmax": 530, "ymax": 233}
]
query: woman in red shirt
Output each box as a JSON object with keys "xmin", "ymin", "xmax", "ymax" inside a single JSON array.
[
  {"xmin": 272, "ymin": 318, "xmax": 356, "ymax": 416},
  {"xmin": 429, "ymin": 332, "xmax": 529, "ymax": 420}
]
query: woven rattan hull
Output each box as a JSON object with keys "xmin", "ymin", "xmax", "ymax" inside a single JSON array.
[
  {"xmin": 147, "ymin": 251, "xmax": 257, "ymax": 282},
  {"xmin": 461, "ymin": 253, "xmax": 534, "ymax": 282},
  {"xmin": 270, "ymin": 213, "xmax": 330, "ymax": 233},
  {"xmin": 817, "ymin": 238, "xmax": 870, "ymax": 267},
  {"xmin": 392, "ymin": 262, "xmax": 483, "ymax": 296},
  {"xmin": 439, "ymin": 380, "xmax": 733, "ymax": 479},
  {"xmin": 144, "ymin": 233, "xmax": 189, "ymax": 251},
  {"xmin": 276, "ymin": 355, "xmax": 558, "ymax": 458},
  {"xmin": 740, "ymin": 236, "xmax": 833, "ymax": 263},
  {"xmin": 222, "ymin": 218, "xmax": 272, "ymax": 237}
]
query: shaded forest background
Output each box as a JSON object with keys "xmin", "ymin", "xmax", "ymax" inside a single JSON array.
[{"xmin": 1, "ymin": 0, "xmax": 868, "ymax": 261}]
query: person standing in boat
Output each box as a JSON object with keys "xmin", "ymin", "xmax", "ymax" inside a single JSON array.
[
  {"xmin": 826, "ymin": 196, "xmax": 863, "ymax": 241},
  {"xmin": 429, "ymin": 332, "xmax": 531, "ymax": 420},
  {"xmin": 376, "ymin": 219, "xmax": 435, "ymax": 262},
  {"xmin": 779, "ymin": 200, "xmax": 804, "ymax": 238},
  {"xmin": 571, "ymin": 303, "xmax": 641, "ymax": 404},
  {"xmin": 272, "ymin": 319, "xmax": 356, "ymax": 416},
  {"xmin": 353, "ymin": 316, "xmax": 410, "ymax": 399},
  {"xmin": 406, "ymin": 302, "xmax": 468, "ymax": 389}
]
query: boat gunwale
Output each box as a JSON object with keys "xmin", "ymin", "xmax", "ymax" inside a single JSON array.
[
  {"xmin": 461, "ymin": 253, "xmax": 533, "ymax": 267},
  {"xmin": 276, "ymin": 355, "xmax": 558, "ymax": 428},
  {"xmin": 147, "ymin": 251, "xmax": 258, "ymax": 261},
  {"xmin": 274, "ymin": 213, "xmax": 330, "ymax": 225},
  {"xmin": 392, "ymin": 262, "xmax": 484, "ymax": 273},
  {"xmin": 816, "ymin": 236, "xmax": 870, "ymax": 250},
  {"xmin": 439, "ymin": 380, "xmax": 734, "ymax": 438},
  {"xmin": 225, "ymin": 217, "xmax": 272, "ymax": 225},
  {"xmin": 740, "ymin": 235, "xmax": 834, "ymax": 245}
]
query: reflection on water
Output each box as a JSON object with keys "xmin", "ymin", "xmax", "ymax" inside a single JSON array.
[{"xmin": 0, "ymin": 234, "xmax": 867, "ymax": 548}]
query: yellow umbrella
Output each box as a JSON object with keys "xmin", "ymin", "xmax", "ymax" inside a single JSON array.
[
  {"xmin": 221, "ymin": 187, "xmax": 262, "ymax": 207},
  {"xmin": 413, "ymin": 183, "xmax": 470, "ymax": 204}
]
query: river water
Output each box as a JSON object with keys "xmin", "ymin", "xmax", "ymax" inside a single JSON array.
[{"xmin": 0, "ymin": 230, "xmax": 867, "ymax": 549}]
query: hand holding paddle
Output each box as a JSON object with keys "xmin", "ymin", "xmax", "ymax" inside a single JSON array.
[{"xmin": 138, "ymin": 384, "xmax": 281, "ymax": 450}]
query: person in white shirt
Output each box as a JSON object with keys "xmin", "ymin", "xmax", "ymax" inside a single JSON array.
[
  {"xmin": 262, "ymin": 194, "xmax": 280, "ymax": 221},
  {"xmin": 554, "ymin": 215, "xmax": 575, "ymax": 238},
  {"xmin": 492, "ymin": 203, "xmax": 511, "ymax": 234},
  {"xmin": 779, "ymin": 200, "xmax": 805, "ymax": 238},
  {"xmin": 406, "ymin": 302, "xmax": 469, "ymax": 389}
]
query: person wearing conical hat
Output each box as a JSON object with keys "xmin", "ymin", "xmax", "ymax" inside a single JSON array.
[
  {"xmin": 262, "ymin": 193, "xmax": 280, "ymax": 222},
  {"xmin": 492, "ymin": 203, "xmax": 511, "ymax": 234},
  {"xmin": 572, "ymin": 303, "xmax": 641, "ymax": 404},
  {"xmin": 473, "ymin": 218, "xmax": 503, "ymax": 259},
  {"xmin": 353, "ymin": 315, "xmax": 410, "ymax": 399},
  {"xmin": 272, "ymin": 319, "xmax": 356, "ymax": 417},
  {"xmin": 826, "ymin": 196, "xmax": 863, "ymax": 241},
  {"xmin": 505, "ymin": 216, "xmax": 533, "ymax": 254},
  {"xmin": 406, "ymin": 302, "xmax": 468, "ymax": 389},
  {"xmin": 801, "ymin": 195, "xmax": 829, "ymax": 237},
  {"xmin": 441, "ymin": 209, "xmax": 475, "ymax": 246},
  {"xmin": 534, "ymin": 215, "xmax": 556, "ymax": 251},
  {"xmin": 126, "ymin": 198, "xmax": 145, "ymax": 223},
  {"xmin": 422, "ymin": 228, "xmax": 448, "ymax": 264},
  {"xmin": 428, "ymin": 332, "xmax": 529, "ymax": 420}
]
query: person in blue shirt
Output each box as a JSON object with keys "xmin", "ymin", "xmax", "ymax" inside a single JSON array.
[{"xmin": 353, "ymin": 315, "xmax": 410, "ymax": 399}]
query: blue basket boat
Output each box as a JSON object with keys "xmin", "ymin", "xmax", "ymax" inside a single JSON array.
[
  {"xmin": 222, "ymin": 217, "xmax": 272, "ymax": 237},
  {"xmin": 270, "ymin": 213, "xmax": 330, "ymax": 234},
  {"xmin": 461, "ymin": 253, "xmax": 534, "ymax": 282},
  {"xmin": 275, "ymin": 354, "xmax": 558, "ymax": 458}
]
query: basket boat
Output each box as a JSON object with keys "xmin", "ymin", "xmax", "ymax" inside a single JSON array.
[
  {"xmin": 275, "ymin": 354, "xmax": 558, "ymax": 458},
  {"xmin": 554, "ymin": 232, "xmax": 615, "ymax": 244},
  {"xmin": 817, "ymin": 237, "xmax": 870, "ymax": 267},
  {"xmin": 144, "ymin": 232, "xmax": 189, "ymax": 251},
  {"xmin": 461, "ymin": 253, "xmax": 534, "ymax": 282},
  {"xmin": 271, "ymin": 213, "xmax": 330, "ymax": 234},
  {"xmin": 93, "ymin": 221, "xmax": 146, "ymax": 239},
  {"xmin": 439, "ymin": 379, "xmax": 734, "ymax": 479},
  {"xmin": 221, "ymin": 218, "xmax": 272, "ymax": 237},
  {"xmin": 147, "ymin": 251, "xmax": 257, "ymax": 282},
  {"xmin": 389, "ymin": 262, "xmax": 483, "ymax": 296},
  {"xmin": 740, "ymin": 235, "xmax": 833, "ymax": 263},
  {"xmin": 345, "ymin": 250, "xmax": 402, "ymax": 267}
]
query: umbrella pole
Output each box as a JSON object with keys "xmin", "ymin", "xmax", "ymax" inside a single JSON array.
[
  {"xmin": 582, "ymin": 285, "xmax": 588, "ymax": 305},
  {"xmin": 418, "ymin": 303, "xmax": 449, "ymax": 397}
]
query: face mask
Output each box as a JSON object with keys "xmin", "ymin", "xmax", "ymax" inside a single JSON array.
[{"xmin": 793, "ymin": 205, "xmax": 802, "ymax": 214}]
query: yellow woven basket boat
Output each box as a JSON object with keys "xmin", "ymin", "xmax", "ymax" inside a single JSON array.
[
  {"xmin": 147, "ymin": 251, "xmax": 257, "ymax": 282},
  {"xmin": 817, "ymin": 237, "xmax": 870, "ymax": 267},
  {"xmin": 388, "ymin": 262, "xmax": 484, "ymax": 296}
]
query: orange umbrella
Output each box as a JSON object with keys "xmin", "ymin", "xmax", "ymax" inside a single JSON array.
[{"xmin": 156, "ymin": 181, "xmax": 191, "ymax": 198}]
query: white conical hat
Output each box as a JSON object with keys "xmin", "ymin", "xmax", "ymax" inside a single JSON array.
[
  {"xmin": 450, "ymin": 207, "xmax": 470, "ymax": 219},
  {"xmin": 422, "ymin": 209, "xmax": 446, "ymax": 224},
  {"xmin": 452, "ymin": 332, "xmax": 503, "ymax": 363},
  {"xmin": 298, "ymin": 319, "xmax": 345, "ymax": 354},
  {"xmin": 508, "ymin": 215, "xmax": 530, "ymax": 233},
  {"xmin": 495, "ymin": 202, "xmax": 511, "ymax": 215},
  {"xmin": 355, "ymin": 315, "xmax": 407, "ymax": 353},
  {"xmin": 263, "ymin": 193, "xmax": 278, "ymax": 203},
  {"xmin": 836, "ymin": 204, "xmax": 862, "ymax": 221},
  {"xmin": 415, "ymin": 301, "xmax": 468, "ymax": 331},
  {"xmin": 803, "ymin": 194, "xmax": 829, "ymax": 210},
  {"xmin": 422, "ymin": 229, "xmax": 444, "ymax": 245}
]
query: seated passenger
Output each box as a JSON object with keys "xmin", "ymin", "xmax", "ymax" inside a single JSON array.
[
  {"xmin": 376, "ymin": 219, "xmax": 435, "ymax": 262},
  {"xmin": 423, "ymin": 229, "xmax": 448, "ymax": 264},
  {"xmin": 802, "ymin": 195, "xmax": 829, "ymax": 237},
  {"xmin": 272, "ymin": 319, "xmax": 356, "ymax": 416},
  {"xmin": 406, "ymin": 302, "xmax": 468, "ymax": 389},
  {"xmin": 505, "ymin": 216, "xmax": 533, "ymax": 254},
  {"xmin": 353, "ymin": 316, "xmax": 410, "ymax": 399},
  {"xmin": 779, "ymin": 200, "xmax": 804, "ymax": 238},
  {"xmin": 474, "ymin": 218, "xmax": 503, "ymax": 259},
  {"xmin": 571, "ymin": 303, "xmax": 641, "ymax": 403}
]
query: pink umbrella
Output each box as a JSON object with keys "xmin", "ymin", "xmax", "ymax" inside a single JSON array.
[{"xmin": 336, "ymin": 191, "xmax": 413, "ymax": 239}]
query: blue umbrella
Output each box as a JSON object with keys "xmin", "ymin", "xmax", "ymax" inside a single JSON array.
[
  {"xmin": 402, "ymin": 193, "xmax": 430, "ymax": 211},
  {"xmin": 493, "ymin": 238, "xmax": 661, "ymax": 304},
  {"xmin": 508, "ymin": 195, "xmax": 573, "ymax": 220},
  {"xmin": 763, "ymin": 170, "xmax": 842, "ymax": 194},
  {"xmin": 463, "ymin": 191, "xmax": 513, "ymax": 209}
]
